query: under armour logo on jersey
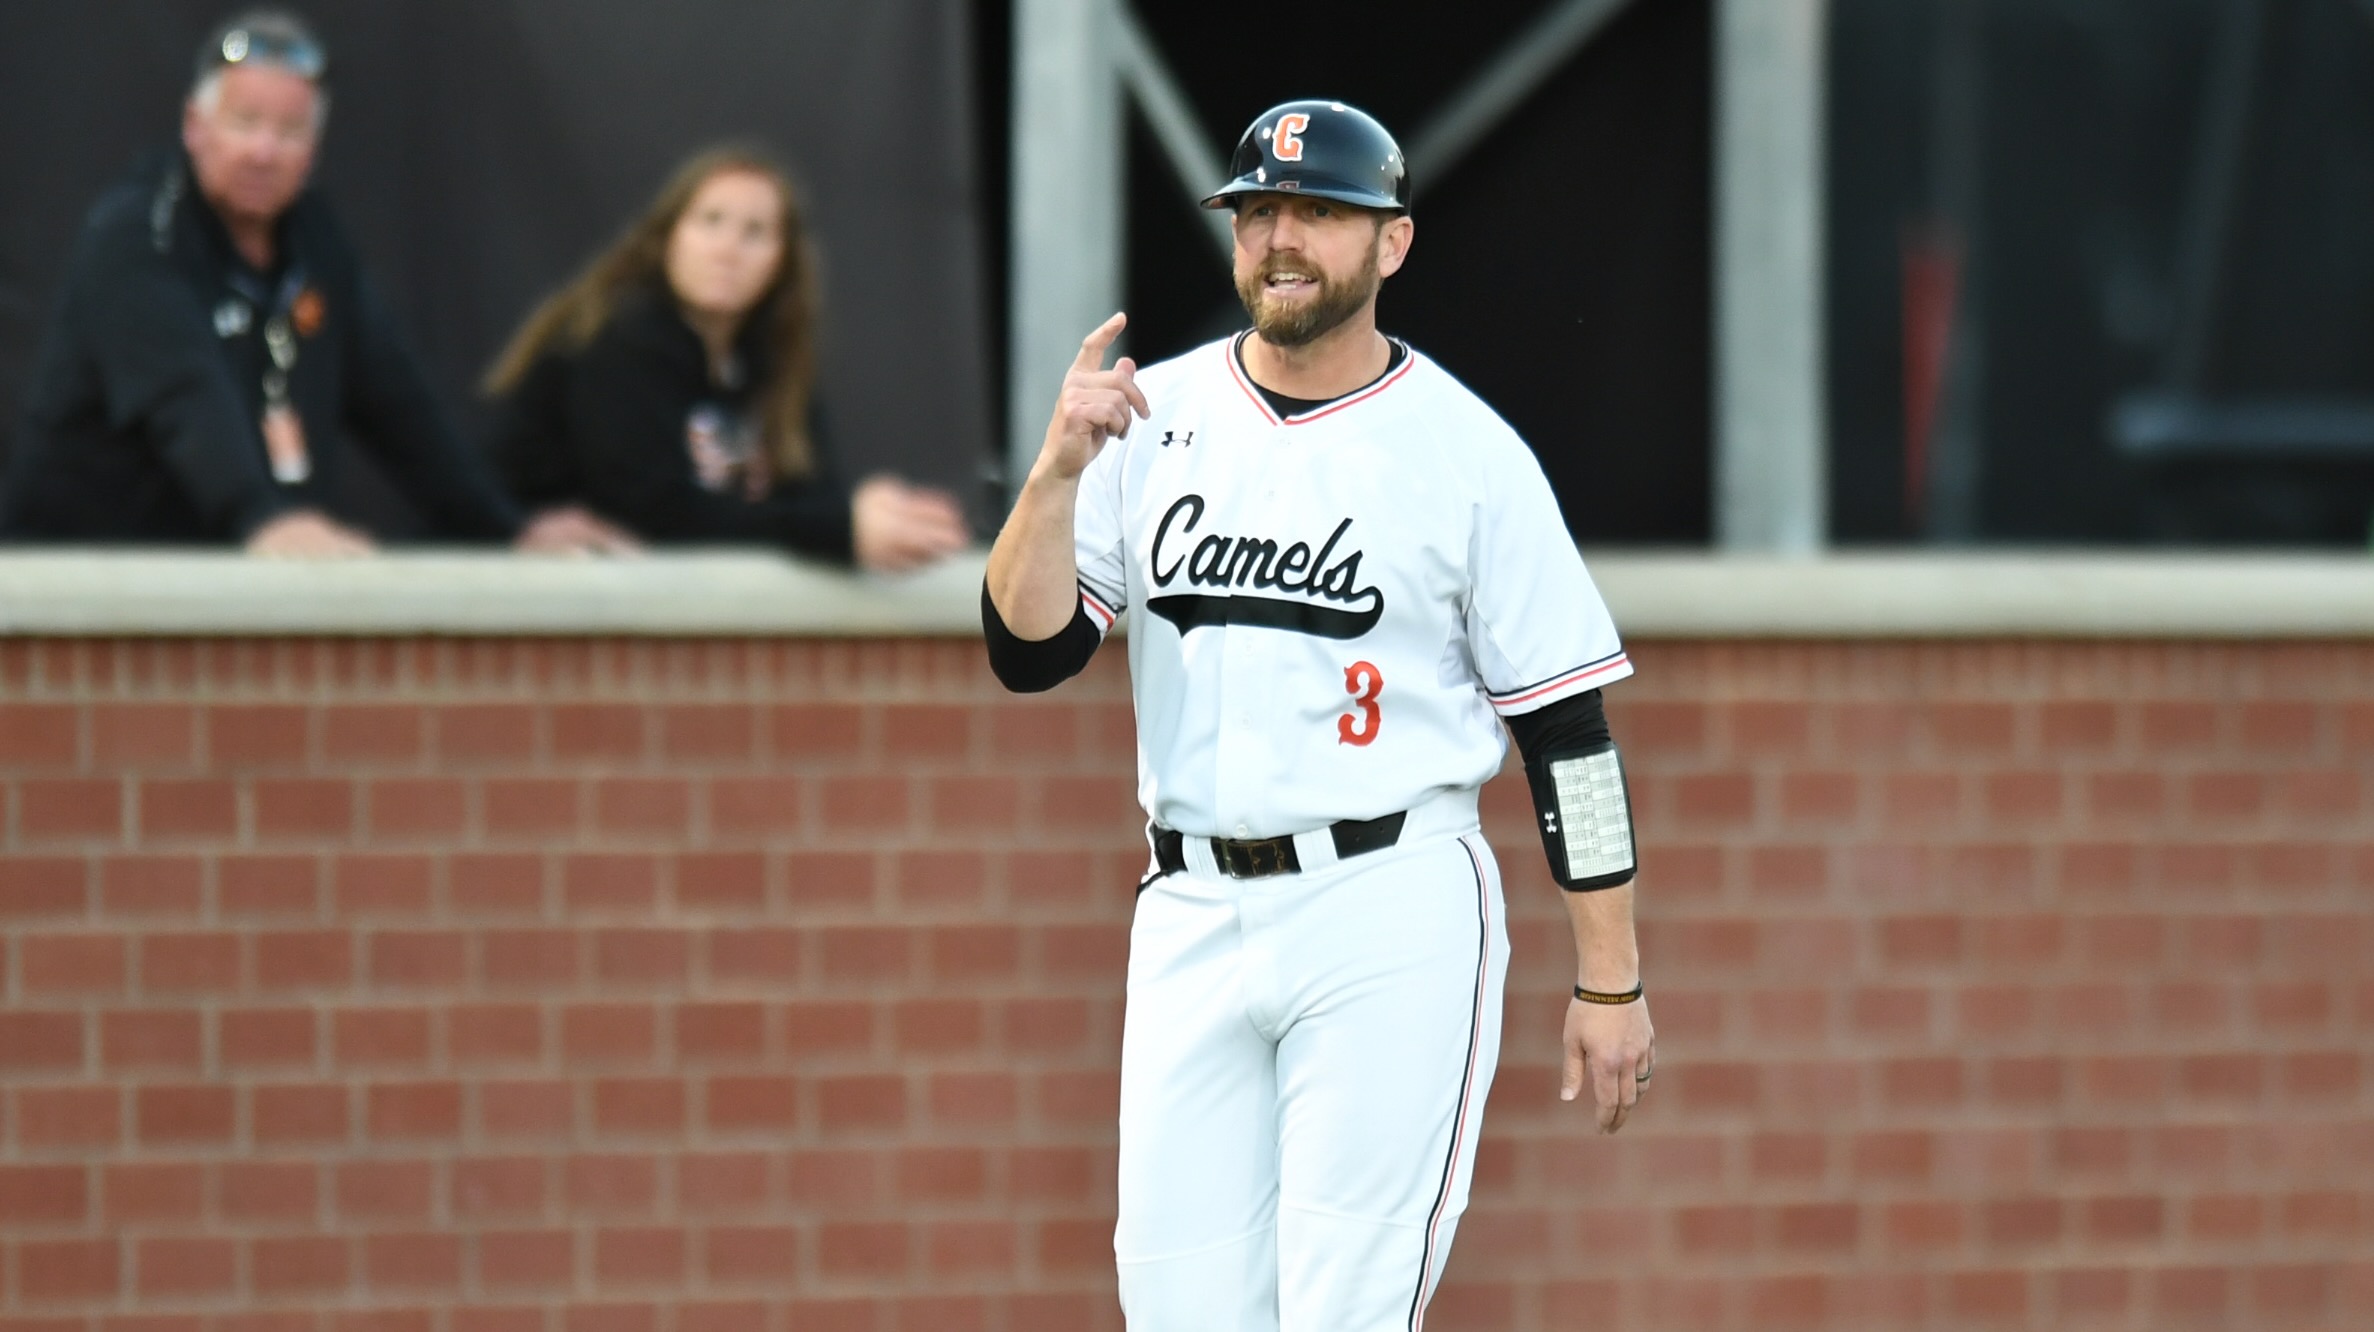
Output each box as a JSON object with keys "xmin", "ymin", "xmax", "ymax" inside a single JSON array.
[
  {"xmin": 1145, "ymin": 493, "xmax": 1384, "ymax": 639},
  {"xmin": 1161, "ymin": 430, "xmax": 1193, "ymax": 448}
]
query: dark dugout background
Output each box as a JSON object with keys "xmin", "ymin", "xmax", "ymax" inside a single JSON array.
[
  {"xmin": 2, "ymin": 0, "xmax": 1714, "ymax": 546},
  {"xmin": 985, "ymin": 0, "xmax": 1718, "ymax": 546},
  {"xmin": 1828, "ymin": 0, "xmax": 2374, "ymax": 545},
  {"xmin": 19, "ymin": 1, "xmax": 2372, "ymax": 550},
  {"xmin": 0, "ymin": 0, "xmax": 996, "ymax": 535}
]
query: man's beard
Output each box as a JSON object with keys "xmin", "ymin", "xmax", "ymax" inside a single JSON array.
[{"xmin": 1235, "ymin": 249, "xmax": 1381, "ymax": 348}]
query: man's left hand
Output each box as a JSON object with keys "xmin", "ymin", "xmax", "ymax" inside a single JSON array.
[
  {"xmin": 515, "ymin": 506, "xmax": 642, "ymax": 556},
  {"xmin": 1563, "ymin": 996, "xmax": 1655, "ymax": 1134}
]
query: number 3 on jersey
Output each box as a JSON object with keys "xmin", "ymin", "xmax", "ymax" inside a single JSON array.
[{"xmin": 1338, "ymin": 660, "xmax": 1384, "ymax": 746}]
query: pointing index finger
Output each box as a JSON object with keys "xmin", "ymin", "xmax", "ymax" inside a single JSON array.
[{"xmin": 1074, "ymin": 312, "xmax": 1127, "ymax": 371}]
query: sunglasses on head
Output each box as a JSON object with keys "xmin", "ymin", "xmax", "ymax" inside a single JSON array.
[{"xmin": 214, "ymin": 26, "xmax": 325, "ymax": 80}]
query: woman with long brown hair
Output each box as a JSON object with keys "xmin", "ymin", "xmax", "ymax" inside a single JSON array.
[{"xmin": 483, "ymin": 145, "xmax": 967, "ymax": 568}]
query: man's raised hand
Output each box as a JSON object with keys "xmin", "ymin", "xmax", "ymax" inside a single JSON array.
[
  {"xmin": 988, "ymin": 312, "xmax": 1150, "ymax": 641},
  {"xmin": 1038, "ymin": 312, "xmax": 1151, "ymax": 483}
]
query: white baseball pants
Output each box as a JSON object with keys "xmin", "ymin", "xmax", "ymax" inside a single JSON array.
[{"xmin": 1115, "ymin": 821, "xmax": 1509, "ymax": 1332}]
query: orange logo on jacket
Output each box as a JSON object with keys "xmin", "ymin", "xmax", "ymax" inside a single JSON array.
[
  {"xmin": 291, "ymin": 287, "xmax": 326, "ymax": 337},
  {"xmin": 1271, "ymin": 113, "xmax": 1310, "ymax": 162}
]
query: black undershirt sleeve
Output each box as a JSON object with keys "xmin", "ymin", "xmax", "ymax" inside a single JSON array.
[
  {"xmin": 1504, "ymin": 688, "xmax": 1612, "ymax": 763},
  {"xmin": 981, "ymin": 581, "xmax": 1102, "ymax": 693}
]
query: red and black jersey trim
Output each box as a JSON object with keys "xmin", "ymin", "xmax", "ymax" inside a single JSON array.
[
  {"xmin": 1408, "ymin": 835, "xmax": 1493, "ymax": 1331},
  {"xmin": 1486, "ymin": 649, "xmax": 1631, "ymax": 714},
  {"xmin": 1078, "ymin": 581, "xmax": 1121, "ymax": 632},
  {"xmin": 1225, "ymin": 332, "xmax": 1417, "ymax": 427}
]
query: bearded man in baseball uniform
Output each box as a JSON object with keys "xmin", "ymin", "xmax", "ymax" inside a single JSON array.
[{"xmin": 983, "ymin": 98, "xmax": 1656, "ymax": 1332}]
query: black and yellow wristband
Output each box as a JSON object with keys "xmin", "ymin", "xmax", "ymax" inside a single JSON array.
[{"xmin": 1573, "ymin": 983, "xmax": 1644, "ymax": 1005}]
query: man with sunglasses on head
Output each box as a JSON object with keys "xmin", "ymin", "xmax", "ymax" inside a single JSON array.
[{"xmin": 0, "ymin": 9, "xmax": 634, "ymax": 555}]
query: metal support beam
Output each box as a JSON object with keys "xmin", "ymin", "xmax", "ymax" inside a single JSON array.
[
  {"xmin": 1406, "ymin": 0, "xmax": 1638, "ymax": 195},
  {"xmin": 1113, "ymin": 5, "xmax": 1232, "ymax": 259},
  {"xmin": 1008, "ymin": 0, "xmax": 1124, "ymax": 496},
  {"xmin": 1715, "ymin": 0, "xmax": 1829, "ymax": 553},
  {"xmin": 2162, "ymin": 0, "xmax": 2269, "ymax": 392}
]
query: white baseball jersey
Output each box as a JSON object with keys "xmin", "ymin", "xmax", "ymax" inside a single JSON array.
[{"xmin": 1072, "ymin": 333, "xmax": 1631, "ymax": 839}]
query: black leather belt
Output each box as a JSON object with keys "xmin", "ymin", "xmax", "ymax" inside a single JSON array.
[{"xmin": 1152, "ymin": 810, "xmax": 1408, "ymax": 879}]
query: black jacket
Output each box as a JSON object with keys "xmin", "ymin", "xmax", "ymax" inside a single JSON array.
[
  {"xmin": 1, "ymin": 149, "xmax": 523, "ymax": 543},
  {"xmin": 485, "ymin": 285, "xmax": 855, "ymax": 561}
]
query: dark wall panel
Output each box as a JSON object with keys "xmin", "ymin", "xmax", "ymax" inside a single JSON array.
[{"xmin": 1827, "ymin": 0, "xmax": 2374, "ymax": 546}]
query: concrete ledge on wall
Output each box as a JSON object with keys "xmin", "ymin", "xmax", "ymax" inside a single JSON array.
[
  {"xmin": 1, "ymin": 548, "xmax": 2371, "ymax": 638},
  {"xmin": 0, "ymin": 549, "xmax": 986, "ymax": 637},
  {"xmin": 1595, "ymin": 551, "xmax": 2374, "ymax": 638}
]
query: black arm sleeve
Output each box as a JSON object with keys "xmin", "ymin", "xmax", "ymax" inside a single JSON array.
[
  {"xmin": 76, "ymin": 221, "xmax": 291, "ymax": 538},
  {"xmin": 340, "ymin": 266, "xmax": 526, "ymax": 542},
  {"xmin": 563, "ymin": 328, "xmax": 856, "ymax": 561},
  {"xmin": 1504, "ymin": 688, "xmax": 1612, "ymax": 762},
  {"xmin": 982, "ymin": 581, "xmax": 1101, "ymax": 693}
]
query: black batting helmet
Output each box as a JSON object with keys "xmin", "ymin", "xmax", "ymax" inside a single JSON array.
[{"xmin": 1200, "ymin": 98, "xmax": 1409, "ymax": 214}]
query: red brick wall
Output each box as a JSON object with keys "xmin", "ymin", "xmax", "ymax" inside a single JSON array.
[{"xmin": 1, "ymin": 637, "xmax": 2368, "ymax": 1332}]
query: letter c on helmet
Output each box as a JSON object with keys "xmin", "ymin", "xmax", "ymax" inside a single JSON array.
[{"xmin": 1271, "ymin": 113, "xmax": 1310, "ymax": 162}]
